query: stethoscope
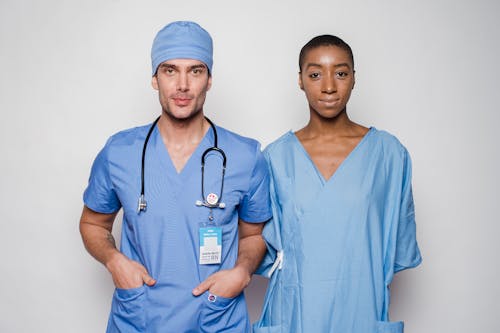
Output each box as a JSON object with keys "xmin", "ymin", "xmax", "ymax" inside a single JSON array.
[{"xmin": 137, "ymin": 116, "xmax": 227, "ymax": 218}]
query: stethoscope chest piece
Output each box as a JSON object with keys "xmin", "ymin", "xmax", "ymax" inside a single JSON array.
[{"xmin": 137, "ymin": 194, "xmax": 147, "ymax": 213}]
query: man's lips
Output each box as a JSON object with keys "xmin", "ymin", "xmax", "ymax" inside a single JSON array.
[{"xmin": 172, "ymin": 97, "xmax": 192, "ymax": 106}]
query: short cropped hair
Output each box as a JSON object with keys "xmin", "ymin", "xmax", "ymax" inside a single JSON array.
[{"xmin": 299, "ymin": 35, "xmax": 354, "ymax": 72}]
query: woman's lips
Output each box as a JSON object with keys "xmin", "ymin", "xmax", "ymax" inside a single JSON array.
[{"xmin": 319, "ymin": 98, "xmax": 340, "ymax": 106}]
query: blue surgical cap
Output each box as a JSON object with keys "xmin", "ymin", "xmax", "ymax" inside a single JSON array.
[{"xmin": 151, "ymin": 21, "xmax": 213, "ymax": 76}]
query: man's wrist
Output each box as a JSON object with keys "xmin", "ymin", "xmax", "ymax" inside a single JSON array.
[
  {"xmin": 232, "ymin": 265, "xmax": 252, "ymax": 287},
  {"xmin": 104, "ymin": 250, "xmax": 125, "ymax": 272}
]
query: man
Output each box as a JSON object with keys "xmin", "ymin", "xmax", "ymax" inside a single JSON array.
[{"xmin": 80, "ymin": 21, "xmax": 271, "ymax": 333}]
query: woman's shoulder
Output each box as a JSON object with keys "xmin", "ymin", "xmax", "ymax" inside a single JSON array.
[
  {"xmin": 369, "ymin": 127, "xmax": 410, "ymax": 159},
  {"xmin": 263, "ymin": 131, "xmax": 296, "ymax": 157}
]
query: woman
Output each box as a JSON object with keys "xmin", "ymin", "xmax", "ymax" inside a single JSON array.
[{"xmin": 254, "ymin": 35, "xmax": 421, "ymax": 333}]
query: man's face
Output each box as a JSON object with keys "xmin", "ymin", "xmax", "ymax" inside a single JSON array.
[
  {"xmin": 299, "ymin": 45, "xmax": 355, "ymax": 119},
  {"xmin": 152, "ymin": 59, "xmax": 212, "ymax": 120}
]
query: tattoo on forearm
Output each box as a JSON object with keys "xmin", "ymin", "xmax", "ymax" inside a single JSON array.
[{"xmin": 106, "ymin": 232, "xmax": 116, "ymax": 247}]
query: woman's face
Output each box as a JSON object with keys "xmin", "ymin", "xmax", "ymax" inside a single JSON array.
[{"xmin": 299, "ymin": 45, "xmax": 355, "ymax": 119}]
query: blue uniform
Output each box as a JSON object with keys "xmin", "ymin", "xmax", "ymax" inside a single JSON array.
[
  {"xmin": 254, "ymin": 128, "xmax": 422, "ymax": 333},
  {"xmin": 84, "ymin": 123, "xmax": 272, "ymax": 333}
]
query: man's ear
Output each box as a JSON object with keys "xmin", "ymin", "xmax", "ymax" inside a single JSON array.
[
  {"xmin": 151, "ymin": 75, "xmax": 159, "ymax": 90},
  {"xmin": 207, "ymin": 75, "xmax": 212, "ymax": 91}
]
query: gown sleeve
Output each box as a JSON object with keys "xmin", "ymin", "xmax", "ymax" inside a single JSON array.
[
  {"xmin": 394, "ymin": 148, "xmax": 422, "ymax": 273},
  {"xmin": 255, "ymin": 150, "xmax": 282, "ymax": 277},
  {"xmin": 83, "ymin": 139, "xmax": 121, "ymax": 214}
]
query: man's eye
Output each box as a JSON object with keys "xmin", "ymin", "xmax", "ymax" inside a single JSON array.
[
  {"xmin": 192, "ymin": 68, "xmax": 203, "ymax": 74},
  {"xmin": 309, "ymin": 73, "xmax": 320, "ymax": 79},
  {"xmin": 336, "ymin": 71, "xmax": 348, "ymax": 78}
]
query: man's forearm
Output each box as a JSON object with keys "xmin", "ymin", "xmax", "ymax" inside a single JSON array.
[
  {"xmin": 79, "ymin": 206, "xmax": 120, "ymax": 268},
  {"xmin": 80, "ymin": 222, "xmax": 121, "ymax": 268},
  {"xmin": 235, "ymin": 234, "xmax": 267, "ymax": 277},
  {"xmin": 191, "ymin": 220, "xmax": 267, "ymax": 297}
]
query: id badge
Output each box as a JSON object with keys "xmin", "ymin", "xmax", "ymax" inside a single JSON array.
[{"xmin": 199, "ymin": 226, "xmax": 222, "ymax": 265}]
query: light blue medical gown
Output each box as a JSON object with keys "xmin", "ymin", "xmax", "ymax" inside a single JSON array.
[
  {"xmin": 84, "ymin": 123, "xmax": 271, "ymax": 333},
  {"xmin": 254, "ymin": 128, "xmax": 421, "ymax": 333}
]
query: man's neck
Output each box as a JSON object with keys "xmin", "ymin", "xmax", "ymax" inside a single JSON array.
[
  {"xmin": 157, "ymin": 111, "xmax": 210, "ymax": 173},
  {"xmin": 158, "ymin": 111, "xmax": 208, "ymax": 144}
]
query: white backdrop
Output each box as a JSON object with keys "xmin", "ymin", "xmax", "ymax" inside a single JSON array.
[{"xmin": 1, "ymin": 0, "xmax": 499, "ymax": 332}]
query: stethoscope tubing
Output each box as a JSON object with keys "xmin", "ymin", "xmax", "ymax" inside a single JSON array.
[
  {"xmin": 138, "ymin": 115, "xmax": 226, "ymax": 213},
  {"xmin": 141, "ymin": 116, "xmax": 161, "ymax": 198}
]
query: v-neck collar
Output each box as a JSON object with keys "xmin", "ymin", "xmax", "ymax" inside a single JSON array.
[
  {"xmin": 152, "ymin": 123, "xmax": 214, "ymax": 177},
  {"xmin": 289, "ymin": 127, "xmax": 375, "ymax": 186}
]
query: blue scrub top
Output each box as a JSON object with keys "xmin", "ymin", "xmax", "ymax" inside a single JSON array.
[
  {"xmin": 254, "ymin": 128, "xmax": 422, "ymax": 333},
  {"xmin": 84, "ymin": 122, "xmax": 272, "ymax": 333}
]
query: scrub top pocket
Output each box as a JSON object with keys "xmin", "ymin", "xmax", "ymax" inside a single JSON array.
[
  {"xmin": 252, "ymin": 325, "xmax": 283, "ymax": 333},
  {"xmin": 253, "ymin": 277, "xmax": 295, "ymax": 333},
  {"xmin": 200, "ymin": 292, "xmax": 248, "ymax": 332},
  {"xmin": 107, "ymin": 285, "xmax": 147, "ymax": 333},
  {"xmin": 197, "ymin": 195, "xmax": 239, "ymax": 226}
]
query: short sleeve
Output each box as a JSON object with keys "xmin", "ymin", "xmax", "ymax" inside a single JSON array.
[
  {"xmin": 394, "ymin": 149, "xmax": 422, "ymax": 273},
  {"xmin": 83, "ymin": 140, "xmax": 121, "ymax": 214},
  {"xmin": 238, "ymin": 144, "xmax": 272, "ymax": 223}
]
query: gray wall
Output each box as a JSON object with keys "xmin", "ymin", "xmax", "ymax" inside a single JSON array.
[{"xmin": 1, "ymin": 0, "xmax": 499, "ymax": 332}]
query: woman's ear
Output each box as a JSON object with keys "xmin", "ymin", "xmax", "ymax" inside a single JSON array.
[{"xmin": 298, "ymin": 72, "xmax": 304, "ymax": 90}]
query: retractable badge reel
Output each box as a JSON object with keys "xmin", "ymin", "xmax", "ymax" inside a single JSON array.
[{"xmin": 198, "ymin": 191, "xmax": 224, "ymax": 265}]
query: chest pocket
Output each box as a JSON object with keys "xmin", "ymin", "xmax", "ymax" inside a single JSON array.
[{"xmin": 197, "ymin": 195, "xmax": 239, "ymax": 226}]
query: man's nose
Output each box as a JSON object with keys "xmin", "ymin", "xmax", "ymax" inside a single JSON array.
[{"xmin": 177, "ymin": 72, "xmax": 189, "ymax": 91}]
